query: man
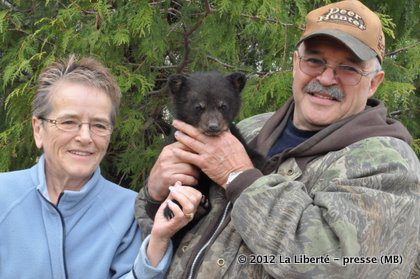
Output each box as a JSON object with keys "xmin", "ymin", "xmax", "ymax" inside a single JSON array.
[{"xmin": 135, "ymin": 0, "xmax": 420, "ymax": 278}]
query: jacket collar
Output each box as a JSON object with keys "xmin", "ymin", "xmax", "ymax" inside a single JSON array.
[
  {"xmin": 31, "ymin": 154, "xmax": 104, "ymax": 216},
  {"xmin": 254, "ymin": 97, "xmax": 412, "ymax": 172}
]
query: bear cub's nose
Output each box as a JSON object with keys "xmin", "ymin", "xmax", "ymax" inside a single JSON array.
[{"xmin": 208, "ymin": 123, "xmax": 220, "ymax": 133}]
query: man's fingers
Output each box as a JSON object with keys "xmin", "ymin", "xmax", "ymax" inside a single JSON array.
[
  {"xmin": 172, "ymin": 146, "xmax": 202, "ymax": 167},
  {"xmin": 171, "ymin": 141, "xmax": 195, "ymax": 152},
  {"xmin": 173, "ymin": 162, "xmax": 199, "ymax": 177},
  {"xmin": 174, "ymin": 130, "xmax": 206, "ymax": 153},
  {"xmin": 173, "ymin": 119, "xmax": 204, "ymax": 141},
  {"xmin": 169, "ymin": 174, "xmax": 198, "ymax": 187}
]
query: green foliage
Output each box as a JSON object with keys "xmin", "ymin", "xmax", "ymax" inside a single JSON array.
[
  {"xmin": 0, "ymin": 0, "xmax": 419, "ymax": 189},
  {"xmin": 377, "ymin": 13, "xmax": 395, "ymax": 39}
]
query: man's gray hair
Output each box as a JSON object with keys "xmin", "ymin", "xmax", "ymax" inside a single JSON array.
[
  {"xmin": 372, "ymin": 57, "xmax": 382, "ymax": 72},
  {"xmin": 32, "ymin": 54, "xmax": 121, "ymax": 125}
]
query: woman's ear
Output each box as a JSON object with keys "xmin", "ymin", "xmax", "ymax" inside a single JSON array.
[{"xmin": 32, "ymin": 116, "xmax": 43, "ymax": 149}]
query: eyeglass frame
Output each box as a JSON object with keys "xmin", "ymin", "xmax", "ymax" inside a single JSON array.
[
  {"xmin": 296, "ymin": 51, "xmax": 379, "ymax": 86},
  {"xmin": 38, "ymin": 116, "xmax": 113, "ymax": 136}
]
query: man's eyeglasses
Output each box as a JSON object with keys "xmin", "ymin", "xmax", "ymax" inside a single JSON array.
[
  {"xmin": 39, "ymin": 117, "xmax": 113, "ymax": 136},
  {"xmin": 297, "ymin": 55, "xmax": 378, "ymax": 86}
]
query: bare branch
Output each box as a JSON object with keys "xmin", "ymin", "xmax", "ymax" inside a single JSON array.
[
  {"xmin": 281, "ymin": 26, "xmax": 288, "ymax": 66},
  {"xmin": 171, "ymin": 0, "xmax": 182, "ymax": 8},
  {"xmin": 148, "ymin": 0, "xmax": 166, "ymax": 7},
  {"xmin": 167, "ymin": 9, "xmax": 179, "ymax": 18},
  {"xmin": 150, "ymin": 65, "xmax": 179, "ymax": 70},
  {"xmin": 206, "ymin": 55, "xmax": 291, "ymax": 77},
  {"xmin": 9, "ymin": 28, "xmax": 31, "ymax": 35},
  {"xmin": 185, "ymin": 10, "xmax": 207, "ymax": 36},
  {"xmin": 146, "ymin": 68, "xmax": 291, "ymax": 96},
  {"xmin": 83, "ymin": 9, "xmax": 97, "ymax": 15},
  {"xmin": 148, "ymin": 90, "xmax": 162, "ymax": 95},
  {"xmin": 389, "ymin": 110, "xmax": 402, "ymax": 117},
  {"xmin": 386, "ymin": 41, "xmax": 420, "ymax": 57},
  {"xmin": 204, "ymin": 0, "xmax": 213, "ymax": 13},
  {"xmin": 206, "ymin": 56, "xmax": 234, "ymax": 68},
  {"xmin": 175, "ymin": 24, "xmax": 191, "ymax": 73},
  {"xmin": 9, "ymin": 26, "xmax": 55, "ymax": 48},
  {"xmin": 1, "ymin": 0, "xmax": 16, "ymax": 10},
  {"xmin": 175, "ymin": 1, "xmax": 213, "ymax": 73},
  {"xmin": 240, "ymin": 13, "xmax": 293, "ymax": 27}
]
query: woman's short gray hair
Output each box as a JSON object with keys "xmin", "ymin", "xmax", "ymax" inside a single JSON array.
[{"xmin": 32, "ymin": 54, "xmax": 121, "ymax": 125}]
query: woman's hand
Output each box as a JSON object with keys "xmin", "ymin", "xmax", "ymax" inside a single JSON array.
[{"xmin": 146, "ymin": 181, "xmax": 202, "ymax": 267}]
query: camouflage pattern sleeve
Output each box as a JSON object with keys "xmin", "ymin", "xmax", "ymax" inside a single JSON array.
[
  {"xmin": 236, "ymin": 111, "xmax": 274, "ymax": 143},
  {"xmin": 231, "ymin": 137, "xmax": 420, "ymax": 278},
  {"xmin": 134, "ymin": 185, "xmax": 155, "ymax": 241}
]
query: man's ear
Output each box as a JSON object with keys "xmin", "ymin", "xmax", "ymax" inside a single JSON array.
[
  {"xmin": 368, "ymin": 70, "xmax": 385, "ymax": 98},
  {"xmin": 167, "ymin": 74, "xmax": 187, "ymax": 96},
  {"xmin": 292, "ymin": 50, "xmax": 299, "ymax": 78},
  {"xmin": 32, "ymin": 116, "xmax": 43, "ymax": 149},
  {"xmin": 226, "ymin": 72, "xmax": 247, "ymax": 93}
]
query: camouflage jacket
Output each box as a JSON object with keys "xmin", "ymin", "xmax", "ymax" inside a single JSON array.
[{"xmin": 135, "ymin": 98, "xmax": 420, "ymax": 279}]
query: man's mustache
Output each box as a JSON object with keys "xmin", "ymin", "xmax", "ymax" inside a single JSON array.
[{"xmin": 303, "ymin": 80, "xmax": 344, "ymax": 101}]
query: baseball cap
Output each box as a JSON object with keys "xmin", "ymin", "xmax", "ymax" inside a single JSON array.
[{"xmin": 297, "ymin": 0, "xmax": 385, "ymax": 63}]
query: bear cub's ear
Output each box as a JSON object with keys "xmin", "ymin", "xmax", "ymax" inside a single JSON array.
[
  {"xmin": 167, "ymin": 74, "xmax": 187, "ymax": 95},
  {"xmin": 226, "ymin": 72, "xmax": 247, "ymax": 93}
]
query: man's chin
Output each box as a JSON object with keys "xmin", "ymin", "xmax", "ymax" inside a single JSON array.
[{"xmin": 298, "ymin": 114, "xmax": 334, "ymax": 131}]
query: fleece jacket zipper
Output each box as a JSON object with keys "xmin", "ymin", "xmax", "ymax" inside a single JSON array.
[{"xmin": 38, "ymin": 190, "xmax": 68, "ymax": 279}]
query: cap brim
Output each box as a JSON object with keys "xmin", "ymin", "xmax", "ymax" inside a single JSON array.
[{"xmin": 297, "ymin": 29, "xmax": 377, "ymax": 61}]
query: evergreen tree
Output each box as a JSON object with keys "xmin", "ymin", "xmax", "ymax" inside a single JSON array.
[{"xmin": 1, "ymin": 0, "xmax": 418, "ymax": 189}]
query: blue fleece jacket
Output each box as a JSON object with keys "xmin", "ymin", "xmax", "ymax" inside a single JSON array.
[{"xmin": 0, "ymin": 155, "xmax": 172, "ymax": 279}]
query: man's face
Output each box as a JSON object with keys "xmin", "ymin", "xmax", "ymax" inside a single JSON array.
[{"xmin": 292, "ymin": 36, "xmax": 384, "ymax": 131}]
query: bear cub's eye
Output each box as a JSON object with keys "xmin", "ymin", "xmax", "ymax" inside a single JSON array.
[
  {"xmin": 195, "ymin": 103, "xmax": 205, "ymax": 111},
  {"xmin": 219, "ymin": 103, "xmax": 227, "ymax": 111}
]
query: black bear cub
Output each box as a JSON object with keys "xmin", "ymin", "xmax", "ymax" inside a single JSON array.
[{"xmin": 163, "ymin": 71, "xmax": 264, "ymax": 220}]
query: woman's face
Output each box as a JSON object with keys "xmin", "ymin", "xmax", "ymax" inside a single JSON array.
[{"xmin": 32, "ymin": 81, "xmax": 113, "ymax": 187}]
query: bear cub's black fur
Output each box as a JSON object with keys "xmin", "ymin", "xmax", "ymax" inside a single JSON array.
[{"xmin": 163, "ymin": 71, "xmax": 265, "ymax": 220}]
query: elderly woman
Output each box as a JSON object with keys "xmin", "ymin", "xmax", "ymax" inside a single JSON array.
[{"xmin": 0, "ymin": 55, "xmax": 201, "ymax": 278}]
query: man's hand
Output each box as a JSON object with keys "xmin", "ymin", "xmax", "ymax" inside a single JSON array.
[
  {"xmin": 172, "ymin": 120, "xmax": 254, "ymax": 189},
  {"xmin": 147, "ymin": 141, "xmax": 200, "ymax": 201}
]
